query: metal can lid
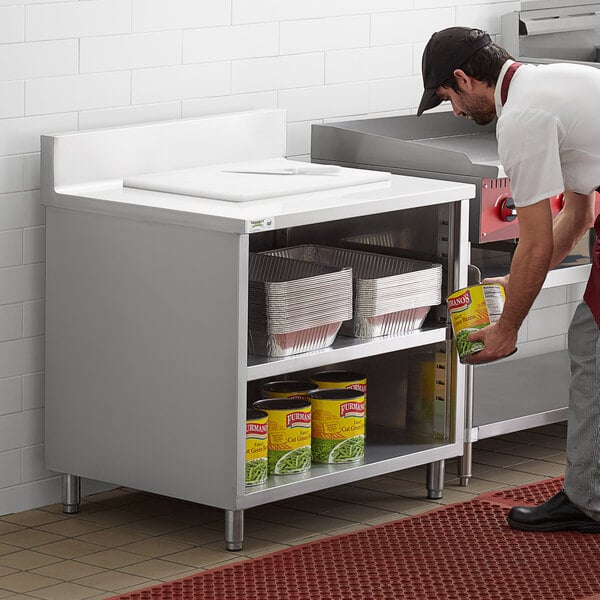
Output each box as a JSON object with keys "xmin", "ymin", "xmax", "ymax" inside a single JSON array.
[
  {"xmin": 308, "ymin": 388, "xmax": 365, "ymax": 401},
  {"xmin": 247, "ymin": 408, "xmax": 268, "ymax": 421},
  {"xmin": 252, "ymin": 399, "xmax": 311, "ymax": 411},
  {"xmin": 262, "ymin": 380, "xmax": 318, "ymax": 394}
]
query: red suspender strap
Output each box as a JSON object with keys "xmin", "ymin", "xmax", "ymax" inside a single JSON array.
[{"xmin": 500, "ymin": 62, "xmax": 522, "ymax": 106}]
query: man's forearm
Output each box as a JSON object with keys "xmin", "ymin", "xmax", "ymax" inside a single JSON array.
[
  {"xmin": 548, "ymin": 192, "xmax": 595, "ymax": 271},
  {"xmin": 497, "ymin": 239, "xmax": 551, "ymax": 334}
]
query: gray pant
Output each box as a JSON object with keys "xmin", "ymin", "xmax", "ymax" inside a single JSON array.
[{"xmin": 564, "ymin": 301, "xmax": 600, "ymax": 522}]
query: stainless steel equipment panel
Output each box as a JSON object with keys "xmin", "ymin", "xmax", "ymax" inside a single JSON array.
[{"xmin": 501, "ymin": 0, "xmax": 600, "ymax": 66}]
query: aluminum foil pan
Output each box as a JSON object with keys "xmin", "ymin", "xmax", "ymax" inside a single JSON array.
[
  {"xmin": 342, "ymin": 306, "xmax": 431, "ymax": 338},
  {"xmin": 248, "ymin": 253, "xmax": 352, "ymax": 354},
  {"xmin": 261, "ymin": 245, "xmax": 442, "ymax": 332},
  {"xmin": 248, "ymin": 322, "xmax": 342, "ymax": 357}
]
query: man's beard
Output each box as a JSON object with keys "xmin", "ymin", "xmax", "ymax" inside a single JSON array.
[{"xmin": 462, "ymin": 95, "xmax": 495, "ymax": 125}]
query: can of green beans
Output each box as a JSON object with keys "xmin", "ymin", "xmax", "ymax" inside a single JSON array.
[
  {"xmin": 252, "ymin": 399, "xmax": 311, "ymax": 475},
  {"xmin": 308, "ymin": 388, "xmax": 365, "ymax": 464},
  {"xmin": 262, "ymin": 380, "xmax": 318, "ymax": 400},
  {"xmin": 310, "ymin": 370, "xmax": 367, "ymax": 394},
  {"xmin": 447, "ymin": 284, "xmax": 505, "ymax": 361},
  {"xmin": 245, "ymin": 409, "xmax": 268, "ymax": 487}
]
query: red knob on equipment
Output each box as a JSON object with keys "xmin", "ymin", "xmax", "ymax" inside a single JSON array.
[{"xmin": 499, "ymin": 197, "xmax": 517, "ymax": 222}]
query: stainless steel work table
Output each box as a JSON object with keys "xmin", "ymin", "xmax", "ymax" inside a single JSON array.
[{"xmin": 41, "ymin": 109, "xmax": 475, "ymax": 549}]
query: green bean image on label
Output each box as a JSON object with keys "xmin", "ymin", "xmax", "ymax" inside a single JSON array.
[
  {"xmin": 245, "ymin": 458, "xmax": 268, "ymax": 486},
  {"xmin": 272, "ymin": 446, "xmax": 312, "ymax": 475}
]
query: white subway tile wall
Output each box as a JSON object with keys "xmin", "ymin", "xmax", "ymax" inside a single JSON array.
[{"xmin": 0, "ymin": 0, "xmax": 581, "ymax": 516}]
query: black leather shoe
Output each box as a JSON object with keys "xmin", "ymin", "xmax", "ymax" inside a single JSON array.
[{"xmin": 507, "ymin": 490, "xmax": 600, "ymax": 532}]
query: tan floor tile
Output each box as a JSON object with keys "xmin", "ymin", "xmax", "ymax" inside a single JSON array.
[
  {"xmin": 0, "ymin": 529, "xmax": 64, "ymax": 549},
  {"xmin": 0, "ymin": 594, "xmax": 38, "ymax": 599},
  {"xmin": 472, "ymin": 449, "xmax": 532, "ymax": 468},
  {"xmin": 447, "ymin": 478, "xmax": 508, "ymax": 494},
  {"xmin": 38, "ymin": 519, "xmax": 106, "ymax": 538},
  {"xmin": 27, "ymin": 581, "xmax": 102, "ymax": 600},
  {"xmin": 321, "ymin": 504, "xmax": 397, "ymax": 524},
  {"xmin": 84, "ymin": 488, "xmax": 142, "ymax": 505},
  {"xmin": 120, "ymin": 498, "xmax": 190, "ymax": 518},
  {"xmin": 512, "ymin": 460, "xmax": 565, "ymax": 478},
  {"xmin": 120, "ymin": 518, "xmax": 188, "ymax": 536},
  {"xmin": 161, "ymin": 546, "xmax": 239, "ymax": 568},
  {"xmin": 502, "ymin": 444, "xmax": 565, "ymax": 460},
  {"xmin": 203, "ymin": 536, "xmax": 285, "ymax": 558},
  {"xmin": 31, "ymin": 560, "xmax": 106, "ymax": 581},
  {"xmin": 158, "ymin": 526, "xmax": 223, "ymax": 545},
  {"xmin": 351, "ymin": 477, "xmax": 423, "ymax": 495},
  {"xmin": 0, "ymin": 571, "xmax": 61, "ymax": 593},
  {"xmin": 41, "ymin": 501, "xmax": 104, "ymax": 516},
  {"xmin": 76, "ymin": 509, "xmax": 144, "ymax": 527},
  {"xmin": 73, "ymin": 570, "xmax": 149, "ymax": 592},
  {"xmin": 162, "ymin": 506, "xmax": 222, "ymax": 525},
  {"xmin": 0, "ymin": 550, "xmax": 61, "ymax": 570},
  {"xmin": 318, "ymin": 485, "xmax": 394, "ymax": 505},
  {"xmin": 0, "ymin": 522, "xmax": 25, "ymax": 536},
  {"xmin": 75, "ymin": 527, "xmax": 150, "ymax": 548},
  {"xmin": 34, "ymin": 539, "xmax": 106, "ymax": 560},
  {"xmin": 75, "ymin": 549, "xmax": 148, "ymax": 569},
  {"xmin": 117, "ymin": 558, "xmax": 191, "ymax": 579},
  {"xmin": 117, "ymin": 538, "xmax": 193, "ymax": 558},
  {"xmin": 112, "ymin": 579, "xmax": 163, "ymax": 594},
  {"xmin": 403, "ymin": 503, "xmax": 446, "ymax": 516},
  {"xmin": 363, "ymin": 512, "xmax": 408, "ymax": 526},
  {"xmin": 247, "ymin": 505, "xmax": 311, "ymax": 525},
  {"xmin": 0, "ymin": 543, "xmax": 19, "ymax": 557},
  {"xmin": 282, "ymin": 513, "xmax": 355, "ymax": 533},
  {"xmin": 359, "ymin": 494, "xmax": 439, "ymax": 514},
  {"xmin": 428, "ymin": 488, "xmax": 479, "ymax": 506},
  {"xmin": 239, "ymin": 523, "xmax": 319, "ymax": 545},
  {"xmin": 0, "ymin": 511, "xmax": 66, "ymax": 529},
  {"xmin": 478, "ymin": 469, "xmax": 543, "ymax": 486},
  {"xmin": 0, "ymin": 565, "xmax": 16, "ymax": 577},
  {"xmin": 277, "ymin": 495, "xmax": 349, "ymax": 514}
]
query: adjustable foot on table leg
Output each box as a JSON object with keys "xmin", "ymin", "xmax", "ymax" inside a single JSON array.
[
  {"xmin": 225, "ymin": 509, "xmax": 244, "ymax": 551},
  {"xmin": 426, "ymin": 460, "xmax": 445, "ymax": 499},
  {"xmin": 62, "ymin": 474, "xmax": 81, "ymax": 514}
]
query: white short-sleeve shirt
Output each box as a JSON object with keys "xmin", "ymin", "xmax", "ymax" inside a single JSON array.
[{"xmin": 494, "ymin": 60, "xmax": 600, "ymax": 207}]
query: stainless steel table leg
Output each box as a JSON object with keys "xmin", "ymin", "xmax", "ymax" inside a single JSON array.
[
  {"xmin": 459, "ymin": 442, "xmax": 473, "ymax": 486},
  {"xmin": 459, "ymin": 363, "xmax": 475, "ymax": 486},
  {"xmin": 225, "ymin": 509, "xmax": 243, "ymax": 551},
  {"xmin": 426, "ymin": 460, "xmax": 445, "ymax": 499},
  {"xmin": 62, "ymin": 474, "xmax": 81, "ymax": 514}
]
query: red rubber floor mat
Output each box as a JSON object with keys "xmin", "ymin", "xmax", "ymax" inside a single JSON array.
[
  {"xmin": 478, "ymin": 475, "xmax": 565, "ymax": 508},
  {"xmin": 108, "ymin": 477, "xmax": 600, "ymax": 600}
]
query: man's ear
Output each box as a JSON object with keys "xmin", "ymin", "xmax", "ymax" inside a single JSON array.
[{"xmin": 452, "ymin": 68, "xmax": 472, "ymax": 91}]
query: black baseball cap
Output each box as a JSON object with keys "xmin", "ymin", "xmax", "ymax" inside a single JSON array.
[{"xmin": 417, "ymin": 27, "xmax": 492, "ymax": 116}]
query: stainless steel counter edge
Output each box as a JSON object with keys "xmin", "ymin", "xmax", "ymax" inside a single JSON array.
[{"xmin": 44, "ymin": 176, "xmax": 476, "ymax": 234}]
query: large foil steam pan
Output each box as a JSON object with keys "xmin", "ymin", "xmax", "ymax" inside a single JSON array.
[
  {"xmin": 261, "ymin": 245, "xmax": 442, "ymax": 338},
  {"xmin": 248, "ymin": 253, "xmax": 352, "ymax": 356}
]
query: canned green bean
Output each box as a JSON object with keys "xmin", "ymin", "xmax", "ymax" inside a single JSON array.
[
  {"xmin": 308, "ymin": 388, "xmax": 365, "ymax": 464},
  {"xmin": 447, "ymin": 284, "xmax": 505, "ymax": 361},
  {"xmin": 310, "ymin": 370, "xmax": 367, "ymax": 394},
  {"xmin": 245, "ymin": 409, "xmax": 268, "ymax": 487},
  {"xmin": 252, "ymin": 399, "xmax": 311, "ymax": 475}
]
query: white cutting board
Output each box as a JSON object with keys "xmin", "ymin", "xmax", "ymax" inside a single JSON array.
[{"xmin": 123, "ymin": 158, "xmax": 391, "ymax": 202}]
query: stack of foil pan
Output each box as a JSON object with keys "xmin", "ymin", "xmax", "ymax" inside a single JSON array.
[
  {"xmin": 261, "ymin": 245, "xmax": 442, "ymax": 338},
  {"xmin": 341, "ymin": 231, "xmax": 448, "ymax": 324},
  {"xmin": 248, "ymin": 253, "xmax": 353, "ymax": 357}
]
